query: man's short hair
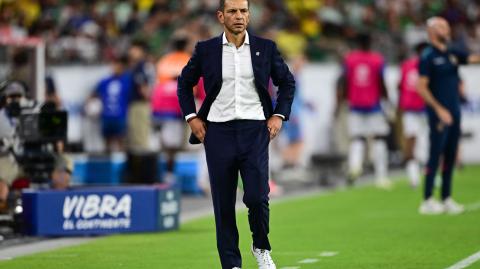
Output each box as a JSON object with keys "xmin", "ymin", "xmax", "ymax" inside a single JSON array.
[
  {"xmin": 357, "ymin": 33, "xmax": 372, "ymax": 50},
  {"xmin": 130, "ymin": 39, "xmax": 149, "ymax": 52},
  {"xmin": 172, "ymin": 36, "xmax": 189, "ymax": 51},
  {"xmin": 113, "ymin": 54, "xmax": 129, "ymax": 66},
  {"xmin": 219, "ymin": 0, "xmax": 250, "ymax": 11}
]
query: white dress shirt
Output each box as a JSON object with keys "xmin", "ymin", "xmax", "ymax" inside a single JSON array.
[
  {"xmin": 207, "ymin": 32, "xmax": 265, "ymax": 122},
  {"xmin": 185, "ymin": 32, "xmax": 284, "ymax": 122}
]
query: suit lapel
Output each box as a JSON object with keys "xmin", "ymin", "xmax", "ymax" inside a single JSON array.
[
  {"xmin": 214, "ymin": 34, "xmax": 223, "ymax": 84},
  {"xmin": 198, "ymin": 34, "xmax": 223, "ymax": 119},
  {"xmin": 249, "ymin": 34, "xmax": 261, "ymax": 82}
]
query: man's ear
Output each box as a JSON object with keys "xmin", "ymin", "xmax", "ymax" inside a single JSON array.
[{"xmin": 217, "ymin": 10, "xmax": 224, "ymax": 24}]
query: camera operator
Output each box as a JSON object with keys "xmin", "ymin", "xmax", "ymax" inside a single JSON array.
[{"xmin": 0, "ymin": 81, "xmax": 24, "ymax": 213}]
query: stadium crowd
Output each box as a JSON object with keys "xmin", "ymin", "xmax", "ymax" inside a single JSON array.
[{"xmin": 1, "ymin": 0, "xmax": 480, "ymax": 63}]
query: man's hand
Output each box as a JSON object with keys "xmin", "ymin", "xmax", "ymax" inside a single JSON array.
[
  {"xmin": 188, "ymin": 117, "xmax": 207, "ymax": 143},
  {"xmin": 436, "ymin": 106, "xmax": 453, "ymax": 126},
  {"xmin": 267, "ymin": 115, "xmax": 283, "ymax": 140}
]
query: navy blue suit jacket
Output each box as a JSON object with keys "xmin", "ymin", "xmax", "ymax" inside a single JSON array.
[{"xmin": 177, "ymin": 33, "xmax": 296, "ymax": 144}]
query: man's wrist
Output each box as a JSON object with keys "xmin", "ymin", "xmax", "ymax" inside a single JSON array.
[{"xmin": 187, "ymin": 116, "xmax": 198, "ymax": 123}]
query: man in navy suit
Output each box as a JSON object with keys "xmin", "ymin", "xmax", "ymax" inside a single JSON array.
[{"xmin": 177, "ymin": 1, "xmax": 295, "ymax": 268}]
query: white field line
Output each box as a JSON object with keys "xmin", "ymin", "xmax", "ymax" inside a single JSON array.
[
  {"xmin": 0, "ymin": 237, "xmax": 95, "ymax": 261},
  {"xmin": 275, "ymin": 250, "xmax": 339, "ymax": 256},
  {"xmin": 298, "ymin": 258, "xmax": 319, "ymax": 264},
  {"xmin": 444, "ymin": 250, "xmax": 480, "ymax": 269},
  {"xmin": 465, "ymin": 201, "xmax": 480, "ymax": 212},
  {"xmin": 319, "ymin": 251, "xmax": 339, "ymax": 257}
]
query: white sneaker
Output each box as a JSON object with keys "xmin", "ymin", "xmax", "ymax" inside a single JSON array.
[
  {"xmin": 419, "ymin": 198, "xmax": 444, "ymax": 215},
  {"xmin": 232, "ymin": 267, "xmax": 241, "ymax": 269},
  {"xmin": 443, "ymin": 198, "xmax": 464, "ymax": 215},
  {"xmin": 251, "ymin": 245, "xmax": 276, "ymax": 269}
]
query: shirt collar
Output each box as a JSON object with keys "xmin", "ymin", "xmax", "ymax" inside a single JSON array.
[{"xmin": 222, "ymin": 31, "xmax": 250, "ymax": 46}]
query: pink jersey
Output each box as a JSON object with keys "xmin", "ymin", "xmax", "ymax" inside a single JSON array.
[
  {"xmin": 152, "ymin": 78, "xmax": 206, "ymax": 117},
  {"xmin": 399, "ymin": 57, "xmax": 425, "ymax": 111},
  {"xmin": 345, "ymin": 50, "xmax": 384, "ymax": 108},
  {"xmin": 151, "ymin": 79, "xmax": 182, "ymax": 117}
]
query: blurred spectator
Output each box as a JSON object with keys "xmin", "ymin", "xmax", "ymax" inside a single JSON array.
[
  {"xmin": 155, "ymin": 34, "xmax": 191, "ymax": 84},
  {"xmin": 441, "ymin": 0, "xmax": 467, "ymax": 26},
  {"xmin": 88, "ymin": 55, "xmax": 132, "ymax": 153},
  {"xmin": 127, "ymin": 39, "xmax": 153, "ymax": 152},
  {"xmin": 0, "ymin": 80, "xmax": 24, "ymax": 213},
  {"xmin": 279, "ymin": 56, "xmax": 307, "ymax": 169},
  {"xmin": 151, "ymin": 34, "xmax": 191, "ymax": 181},
  {"xmin": 398, "ymin": 42, "xmax": 429, "ymax": 188},
  {"xmin": 83, "ymin": 90, "xmax": 104, "ymax": 153},
  {"xmin": 7, "ymin": 49, "xmax": 32, "ymax": 92},
  {"xmin": 463, "ymin": 21, "xmax": 480, "ymax": 54},
  {"xmin": 0, "ymin": 2, "xmax": 28, "ymax": 39},
  {"xmin": 337, "ymin": 33, "xmax": 392, "ymax": 189},
  {"xmin": 275, "ymin": 17, "xmax": 308, "ymax": 60},
  {"xmin": 41, "ymin": 72, "xmax": 62, "ymax": 112}
]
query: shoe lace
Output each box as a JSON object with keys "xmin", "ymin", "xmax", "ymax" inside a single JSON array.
[{"xmin": 256, "ymin": 249, "xmax": 274, "ymax": 265}]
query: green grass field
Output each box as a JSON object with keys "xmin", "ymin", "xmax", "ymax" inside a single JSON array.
[{"xmin": 2, "ymin": 166, "xmax": 480, "ymax": 269}]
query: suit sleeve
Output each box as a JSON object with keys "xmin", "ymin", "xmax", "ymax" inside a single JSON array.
[
  {"xmin": 177, "ymin": 42, "xmax": 202, "ymax": 118},
  {"xmin": 270, "ymin": 42, "xmax": 296, "ymax": 120}
]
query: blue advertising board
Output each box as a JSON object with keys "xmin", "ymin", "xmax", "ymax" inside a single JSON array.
[{"xmin": 22, "ymin": 185, "xmax": 180, "ymax": 236}]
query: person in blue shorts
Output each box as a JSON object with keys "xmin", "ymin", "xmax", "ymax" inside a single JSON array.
[
  {"xmin": 417, "ymin": 17, "xmax": 480, "ymax": 215},
  {"xmin": 93, "ymin": 56, "xmax": 132, "ymax": 152}
]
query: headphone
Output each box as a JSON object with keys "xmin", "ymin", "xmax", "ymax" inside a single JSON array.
[
  {"xmin": 0, "ymin": 79, "xmax": 29, "ymax": 108},
  {"xmin": 0, "ymin": 79, "xmax": 28, "ymax": 96}
]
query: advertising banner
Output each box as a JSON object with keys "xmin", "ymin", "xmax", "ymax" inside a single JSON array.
[{"xmin": 22, "ymin": 185, "xmax": 180, "ymax": 236}]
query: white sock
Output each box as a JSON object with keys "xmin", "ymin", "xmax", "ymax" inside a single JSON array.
[
  {"xmin": 373, "ymin": 140, "xmax": 388, "ymax": 181},
  {"xmin": 406, "ymin": 159, "xmax": 420, "ymax": 186},
  {"xmin": 348, "ymin": 139, "xmax": 365, "ymax": 176}
]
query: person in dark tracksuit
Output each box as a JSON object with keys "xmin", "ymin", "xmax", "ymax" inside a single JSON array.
[
  {"xmin": 177, "ymin": 0, "xmax": 295, "ymax": 268},
  {"xmin": 417, "ymin": 17, "xmax": 480, "ymax": 215}
]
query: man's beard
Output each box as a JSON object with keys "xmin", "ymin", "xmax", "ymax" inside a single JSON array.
[
  {"xmin": 437, "ymin": 34, "xmax": 450, "ymax": 45},
  {"xmin": 226, "ymin": 24, "xmax": 245, "ymax": 35}
]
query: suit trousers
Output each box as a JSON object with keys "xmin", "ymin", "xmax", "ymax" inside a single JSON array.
[{"xmin": 204, "ymin": 119, "xmax": 271, "ymax": 269}]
